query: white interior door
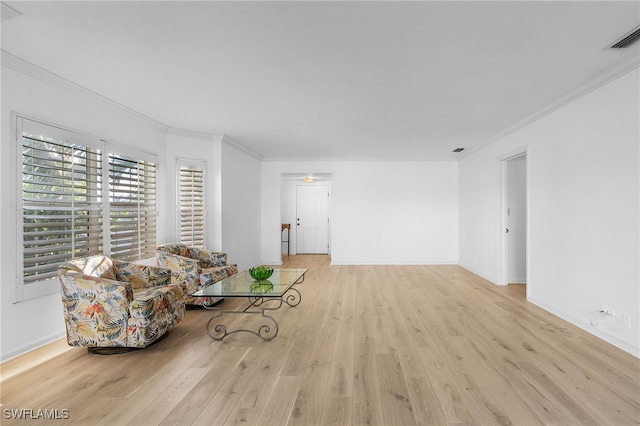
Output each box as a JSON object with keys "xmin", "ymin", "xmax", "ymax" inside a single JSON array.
[
  {"xmin": 296, "ymin": 185, "xmax": 329, "ymax": 254},
  {"xmin": 507, "ymin": 154, "xmax": 527, "ymax": 284}
]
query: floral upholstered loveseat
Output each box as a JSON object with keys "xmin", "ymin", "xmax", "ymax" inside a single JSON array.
[
  {"xmin": 58, "ymin": 255, "xmax": 186, "ymax": 352},
  {"xmin": 155, "ymin": 243, "xmax": 238, "ymax": 307}
]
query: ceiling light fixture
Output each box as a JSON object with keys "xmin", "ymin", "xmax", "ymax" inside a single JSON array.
[
  {"xmin": 453, "ymin": 148, "xmax": 465, "ymax": 153},
  {"xmin": 303, "ymin": 176, "xmax": 315, "ymax": 183}
]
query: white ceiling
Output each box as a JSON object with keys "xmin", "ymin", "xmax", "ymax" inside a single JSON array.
[{"xmin": 2, "ymin": 1, "xmax": 639, "ymax": 160}]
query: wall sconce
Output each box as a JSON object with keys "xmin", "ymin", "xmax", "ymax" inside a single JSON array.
[{"xmin": 302, "ymin": 176, "xmax": 315, "ymax": 183}]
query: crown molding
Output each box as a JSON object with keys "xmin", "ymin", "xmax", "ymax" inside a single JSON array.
[
  {"xmin": 221, "ymin": 134, "xmax": 264, "ymax": 160},
  {"xmin": 459, "ymin": 54, "xmax": 640, "ymax": 159},
  {"xmin": 1, "ymin": 50, "xmax": 169, "ymax": 133},
  {"xmin": 166, "ymin": 128, "xmax": 264, "ymax": 162},
  {"xmin": 167, "ymin": 127, "xmax": 215, "ymax": 141},
  {"xmin": 262, "ymin": 156, "xmax": 458, "ymax": 162}
]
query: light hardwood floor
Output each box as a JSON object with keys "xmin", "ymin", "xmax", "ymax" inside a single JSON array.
[{"xmin": 1, "ymin": 255, "xmax": 638, "ymax": 425}]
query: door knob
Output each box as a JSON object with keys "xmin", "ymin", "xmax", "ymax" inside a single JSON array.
[{"xmin": 505, "ymin": 228, "xmax": 509, "ymax": 233}]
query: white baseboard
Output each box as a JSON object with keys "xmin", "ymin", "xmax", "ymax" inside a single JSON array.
[
  {"xmin": 330, "ymin": 259, "xmax": 458, "ymax": 266},
  {"xmin": 458, "ymin": 263, "xmax": 498, "ymax": 285},
  {"xmin": 1, "ymin": 332, "xmax": 66, "ymax": 363},
  {"xmin": 528, "ymin": 296, "xmax": 639, "ymax": 358}
]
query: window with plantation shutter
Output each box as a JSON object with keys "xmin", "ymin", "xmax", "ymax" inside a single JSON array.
[
  {"xmin": 109, "ymin": 153, "xmax": 157, "ymax": 261},
  {"xmin": 21, "ymin": 128, "xmax": 103, "ymax": 286},
  {"xmin": 16, "ymin": 115, "xmax": 104, "ymax": 302},
  {"xmin": 15, "ymin": 115, "xmax": 159, "ymax": 302},
  {"xmin": 177, "ymin": 159, "xmax": 206, "ymax": 248}
]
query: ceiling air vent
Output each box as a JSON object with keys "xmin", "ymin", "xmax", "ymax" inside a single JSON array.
[
  {"xmin": 608, "ymin": 25, "xmax": 640, "ymax": 49},
  {"xmin": 1, "ymin": 2, "xmax": 21, "ymax": 22}
]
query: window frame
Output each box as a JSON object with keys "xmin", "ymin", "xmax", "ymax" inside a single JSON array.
[
  {"xmin": 108, "ymin": 145, "xmax": 159, "ymax": 261},
  {"xmin": 13, "ymin": 114, "xmax": 159, "ymax": 303},
  {"xmin": 176, "ymin": 158, "xmax": 207, "ymax": 248}
]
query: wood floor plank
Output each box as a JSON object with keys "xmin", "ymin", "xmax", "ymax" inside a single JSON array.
[
  {"xmin": 368, "ymin": 268, "xmax": 400, "ymax": 356},
  {"xmin": 405, "ymin": 375, "xmax": 447, "ymax": 426},
  {"xmin": 319, "ymin": 396, "xmax": 353, "ymax": 426},
  {"xmin": 324, "ymin": 273, "xmax": 356, "ymax": 399},
  {"xmin": 255, "ymin": 376, "xmax": 303, "ymax": 426},
  {"xmin": 420, "ymin": 342, "xmax": 512, "ymax": 425},
  {"xmin": 287, "ymin": 264, "xmax": 345, "ymax": 426},
  {"xmin": 376, "ymin": 353, "xmax": 416, "ymax": 425},
  {"xmin": 448, "ymin": 336, "xmax": 543, "ymax": 426},
  {"xmin": 352, "ymin": 269, "xmax": 384, "ymax": 426},
  {"xmin": 158, "ymin": 345, "xmax": 251, "ymax": 426},
  {"xmin": 127, "ymin": 367, "xmax": 209, "ymax": 426},
  {"xmin": 223, "ymin": 346, "xmax": 294, "ymax": 426},
  {"xmin": 189, "ymin": 347, "xmax": 266, "ymax": 425}
]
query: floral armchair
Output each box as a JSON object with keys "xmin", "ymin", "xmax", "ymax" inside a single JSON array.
[
  {"xmin": 58, "ymin": 255, "xmax": 186, "ymax": 353},
  {"xmin": 155, "ymin": 243, "xmax": 238, "ymax": 307}
]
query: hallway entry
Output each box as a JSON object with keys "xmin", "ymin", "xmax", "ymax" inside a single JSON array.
[{"xmin": 505, "ymin": 154, "xmax": 527, "ymax": 284}]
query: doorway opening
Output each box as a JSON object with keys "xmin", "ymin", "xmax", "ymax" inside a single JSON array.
[
  {"xmin": 280, "ymin": 173, "xmax": 331, "ymax": 256},
  {"xmin": 499, "ymin": 152, "xmax": 528, "ymax": 294},
  {"xmin": 506, "ymin": 154, "xmax": 527, "ymax": 284}
]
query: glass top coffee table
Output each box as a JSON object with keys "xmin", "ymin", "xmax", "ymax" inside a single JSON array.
[{"xmin": 191, "ymin": 268, "xmax": 307, "ymax": 341}]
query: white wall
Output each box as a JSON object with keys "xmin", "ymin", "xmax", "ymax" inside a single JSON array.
[
  {"xmin": 1, "ymin": 65, "xmax": 169, "ymax": 361},
  {"xmin": 262, "ymin": 160, "xmax": 458, "ymax": 265},
  {"xmin": 220, "ymin": 139, "xmax": 263, "ymax": 270},
  {"xmin": 459, "ymin": 68, "xmax": 640, "ymax": 356}
]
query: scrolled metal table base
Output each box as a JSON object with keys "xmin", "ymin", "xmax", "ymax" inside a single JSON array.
[
  {"xmin": 204, "ymin": 299, "xmax": 284, "ymax": 341},
  {"xmin": 283, "ymin": 287, "xmax": 301, "ymax": 307}
]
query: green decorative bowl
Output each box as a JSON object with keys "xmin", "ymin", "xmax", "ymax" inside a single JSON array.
[{"xmin": 249, "ymin": 266, "xmax": 273, "ymax": 281}]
